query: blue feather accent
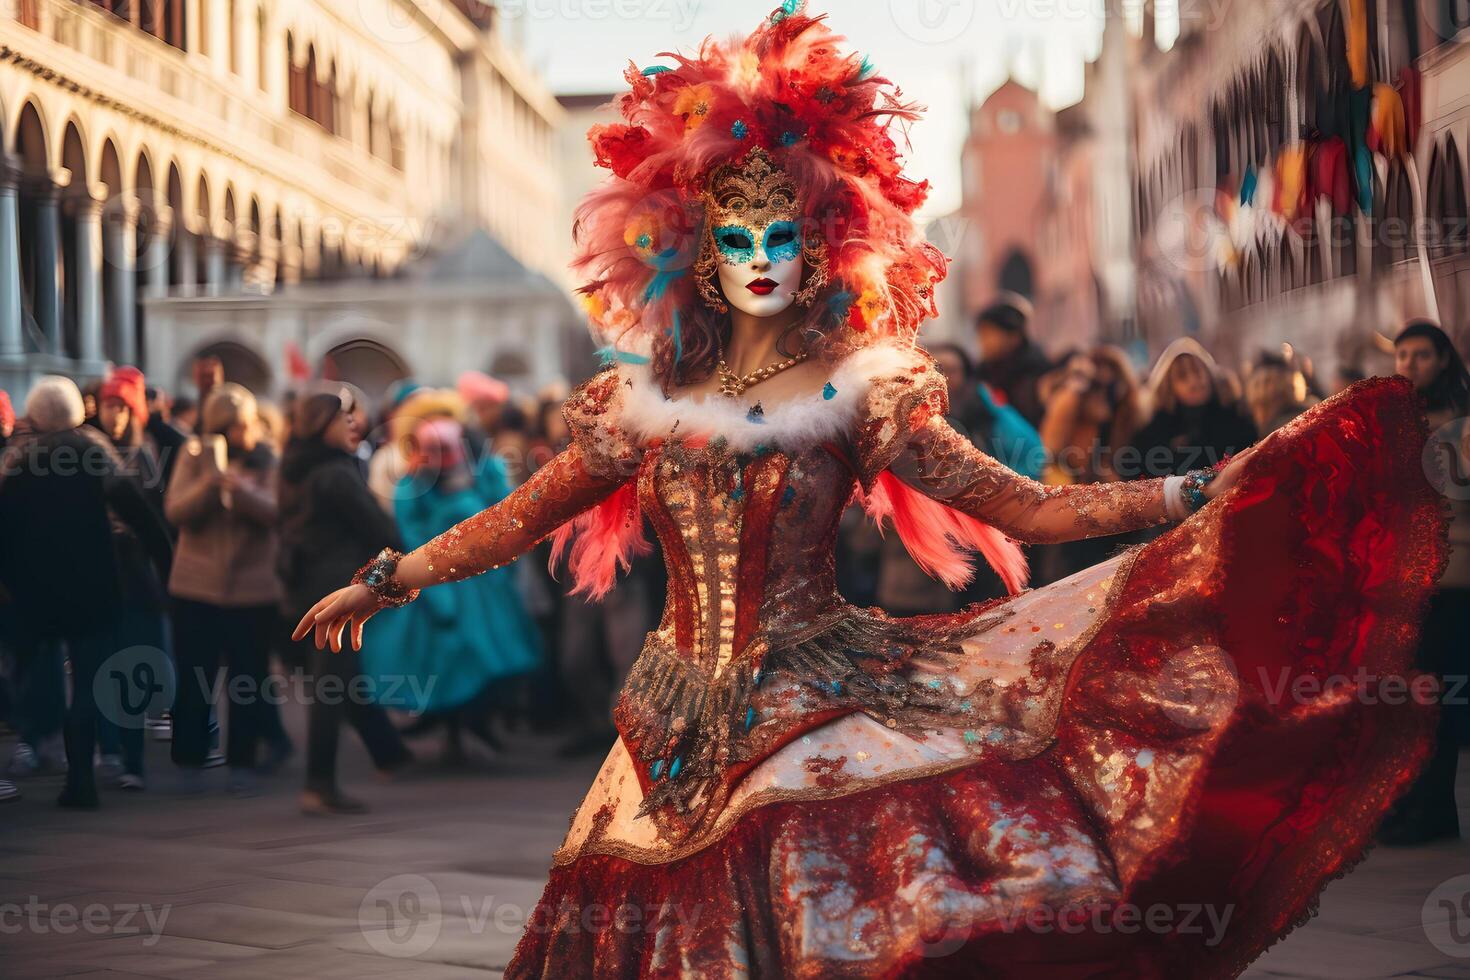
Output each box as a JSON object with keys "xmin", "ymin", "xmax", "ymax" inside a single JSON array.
[
  {"xmin": 641, "ymin": 65, "xmax": 672, "ymax": 76},
  {"xmin": 642, "ymin": 247, "xmax": 685, "ymax": 302},
  {"xmin": 670, "ymin": 310, "xmax": 684, "ymax": 363},
  {"xmin": 771, "ymin": 0, "xmax": 803, "ymax": 22},
  {"xmin": 595, "ymin": 346, "xmax": 651, "ymax": 366},
  {"xmin": 827, "ymin": 289, "xmax": 855, "ymax": 323},
  {"xmin": 857, "ymin": 55, "xmax": 876, "ymax": 80}
]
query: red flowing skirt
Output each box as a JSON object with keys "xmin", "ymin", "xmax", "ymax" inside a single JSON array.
[{"xmin": 505, "ymin": 377, "xmax": 1448, "ymax": 979}]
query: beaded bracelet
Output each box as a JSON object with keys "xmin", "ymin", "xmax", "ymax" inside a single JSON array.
[
  {"xmin": 351, "ymin": 548, "xmax": 421, "ymax": 608},
  {"xmin": 1180, "ymin": 467, "xmax": 1219, "ymax": 513}
]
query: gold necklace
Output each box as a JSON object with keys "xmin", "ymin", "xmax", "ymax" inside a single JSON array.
[{"xmin": 717, "ymin": 350, "xmax": 809, "ymax": 398}]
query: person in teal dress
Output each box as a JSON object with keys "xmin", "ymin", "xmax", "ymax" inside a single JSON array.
[{"xmin": 366, "ymin": 416, "xmax": 541, "ymax": 759}]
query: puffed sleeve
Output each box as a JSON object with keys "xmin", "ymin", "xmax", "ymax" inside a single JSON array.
[
  {"xmin": 849, "ymin": 345, "xmax": 951, "ymax": 493},
  {"xmin": 849, "ymin": 346, "xmax": 1176, "ymax": 545},
  {"xmin": 562, "ymin": 364, "xmax": 644, "ymax": 483},
  {"xmin": 410, "ymin": 367, "xmax": 644, "ymax": 587}
]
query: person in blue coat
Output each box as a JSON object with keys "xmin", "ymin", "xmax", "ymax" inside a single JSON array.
[{"xmin": 366, "ymin": 416, "xmax": 542, "ymax": 763}]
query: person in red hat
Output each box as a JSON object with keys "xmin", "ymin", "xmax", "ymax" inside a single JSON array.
[
  {"xmin": 97, "ymin": 367, "xmax": 165, "ymax": 516},
  {"xmin": 93, "ymin": 367, "xmax": 174, "ymax": 791}
]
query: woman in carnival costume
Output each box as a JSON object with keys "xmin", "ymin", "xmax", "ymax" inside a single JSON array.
[{"xmin": 296, "ymin": 6, "xmax": 1449, "ymax": 976}]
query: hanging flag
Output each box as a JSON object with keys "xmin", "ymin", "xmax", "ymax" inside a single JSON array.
[{"xmin": 285, "ymin": 340, "xmax": 311, "ymax": 382}]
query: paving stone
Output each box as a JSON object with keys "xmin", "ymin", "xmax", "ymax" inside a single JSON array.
[{"xmin": 155, "ymin": 902, "xmax": 360, "ymax": 950}]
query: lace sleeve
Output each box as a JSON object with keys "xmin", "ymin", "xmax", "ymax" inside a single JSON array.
[
  {"xmin": 412, "ymin": 369, "xmax": 642, "ymax": 586},
  {"xmin": 849, "ymin": 346, "xmax": 951, "ymax": 493},
  {"xmin": 562, "ymin": 364, "xmax": 643, "ymax": 483},
  {"xmin": 852, "ymin": 348, "xmax": 1172, "ymax": 544},
  {"xmin": 417, "ymin": 443, "xmax": 627, "ymax": 584}
]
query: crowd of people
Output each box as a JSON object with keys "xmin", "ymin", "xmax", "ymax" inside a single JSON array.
[{"xmin": 0, "ymin": 300, "xmax": 1467, "ymax": 840}]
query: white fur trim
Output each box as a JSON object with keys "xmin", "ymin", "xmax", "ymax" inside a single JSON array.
[{"xmin": 613, "ymin": 341, "xmax": 926, "ymax": 452}]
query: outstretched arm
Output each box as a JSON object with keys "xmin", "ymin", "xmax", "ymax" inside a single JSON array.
[
  {"xmin": 293, "ymin": 364, "xmax": 641, "ymax": 652},
  {"xmin": 293, "ymin": 443, "xmax": 630, "ymax": 651},
  {"xmin": 851, "ymin": 344, "xmax": 1249, "ymax": 546},
  {"xmin": 401, "ymin": 444, "xmax": 621, "ymax": 588},
  {"xmin": 893, "ymin": 414, "xmax": 1175, "ymax": 543}
]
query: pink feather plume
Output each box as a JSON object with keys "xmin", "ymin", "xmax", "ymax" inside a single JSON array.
[
  {"xmin": 548, "ymin": 481, "xmax": 651, "ymax": 600},
  {"xmin": 860, "ymin": 470, "xmax": 1029, "ymax": 595}
]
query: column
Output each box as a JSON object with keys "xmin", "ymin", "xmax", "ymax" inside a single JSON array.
[
  {"xmin": 73, "ymin": 187, "xmax": 104, "ymax": 365},
  {"xmin": 0, "ymin": 160, "xmax": 22, "ymax": 357},
  {"xmin": 204, "ymin": 235, "xmax": 227, "ymax": 296},
  {"xmin": 105, "ymin": 195, "xmax": 140, "ymax": 366},
  {"xmin": 30, "ymin": 179, "xmax": 63, "ymax": 355},
  {"xmin": 174, "ymin": 222, "xmax": 197, "ymax": 297},
  {"xmin": 144, "ymin": 207, "xmax": 173, "ymax": 300}
]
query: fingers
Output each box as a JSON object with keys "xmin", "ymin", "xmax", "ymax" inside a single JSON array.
[
  {"xmin": 311, "ymin": 596, "xmax": 340, "ymax": 649},
  {"xmin": 292, "ymin": 595, "xmax": 332, "ymax": 642},
  {"xmin": 350, "ymin": 612, "xmax": 369, "ymax": 652}
]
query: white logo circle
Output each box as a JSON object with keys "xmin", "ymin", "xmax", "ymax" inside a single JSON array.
[
  {"xmin": 1425, "ymin": 875, "xmax": 1470, "ymax": 957},
  {"xmin": 359, "ymin": 874, "xmax": 442, "ymax": 958},
  {"xmin": 889, "ymin": 0, "xmax": 976, "ymax": 45}
]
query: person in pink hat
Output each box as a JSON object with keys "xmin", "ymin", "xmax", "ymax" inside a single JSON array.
[{"xmin": 456, "ymin": 370, "xmax": 509, "ymax": 471}]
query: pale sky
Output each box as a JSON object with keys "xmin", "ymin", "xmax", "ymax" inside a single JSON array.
[{"xmin": 510, "ymin": 0, "xmax": 1155, "ymax": 218}]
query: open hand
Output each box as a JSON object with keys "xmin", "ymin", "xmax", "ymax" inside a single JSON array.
[
  {"xmin": 291, "ymin": 584, "xmax": 385, "ymax": 652},
  {"xmin": 1204, "ymin": 435, "xmax": 1272, "ymax": 501}
]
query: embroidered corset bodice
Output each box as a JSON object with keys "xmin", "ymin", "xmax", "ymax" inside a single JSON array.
[{"xmin": 419, "ymin": 341, "xmax": 1174, "ymax": 836}]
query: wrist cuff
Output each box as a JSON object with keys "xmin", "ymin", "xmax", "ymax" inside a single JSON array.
[{"xmin": 1163, "ymin": 476, "xmax": 1189, "ymax": 521}]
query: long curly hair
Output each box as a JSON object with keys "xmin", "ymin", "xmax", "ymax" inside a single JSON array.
[{"xmin": 571, "ymin": 4, "xmax": 947, "ymax": 389}]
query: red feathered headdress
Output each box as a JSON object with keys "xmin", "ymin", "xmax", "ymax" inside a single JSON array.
[{"xmin": 572, "ymin": 3, "xmax": 947, "ymax": 353}]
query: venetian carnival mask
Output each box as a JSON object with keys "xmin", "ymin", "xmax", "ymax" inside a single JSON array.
[{"xmin": 695, "ymin": 148, "xmax": 827, "ymax": 317}]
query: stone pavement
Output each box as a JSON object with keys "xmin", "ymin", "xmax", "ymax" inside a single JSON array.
[{"xmin": 3, "ymin": 717, "xmax": 1470, "ymax": 978}]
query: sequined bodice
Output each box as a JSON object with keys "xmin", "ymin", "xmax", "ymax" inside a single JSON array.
[{"xmin": 640, "ymin": 438, "xmax": 853, "ymax": 676}]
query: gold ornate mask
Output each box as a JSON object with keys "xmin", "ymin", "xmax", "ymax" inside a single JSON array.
[{"xmin": 702, "ymin": 147, "xmax": 800, "ymax": 232}]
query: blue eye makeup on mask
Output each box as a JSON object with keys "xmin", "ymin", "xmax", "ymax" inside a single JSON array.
[
  {"xmin": 714, "ymin": 225, "xmax": 756, "ymax": 263},
  {"xmin": 763, "ymin": 221, "xmax": 801, "ymax": 264}
]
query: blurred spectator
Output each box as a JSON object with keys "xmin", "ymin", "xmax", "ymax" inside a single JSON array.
[
  {"xmin": 369, "ymin": 417, "xmax": 541, "ymax": 764},
  {"xmin": 164, "ymin": 384, "xmax": 282, "ymax": 793},
  {"xmin": 493, "ymin": 401, "xmax": 534, "ymax": 485},
  {"xmin": 1126, "ymin": 338, "xmax": 1257, "ymax": 478},
  {"xmin": 0, "ymin": 390, "xmax": 13, "ymax": 451},
  {"xmin": 1244, "ymin": 349, "xmax": 1316, "ymax": 435},
  {"xmin": 0, "ymin": 377, "xmax": 170, "ymax": 808},
  {"xmin": 278, "ymin": 387, "xmax": 412, "ymax": 814},
  {"xmin": 95, "ymin": 368, "xmax": 175, "ymax": 789},
  {"xmin": 1033, "ymin": 347, "xmax": 1148, "ymax": 583},
  {"xmin": 458, "ymin": 370, "xmax": 509, "ymax": 454},
  {"xmin": 98, "ymin": 368, "xmax": 166, "ymax": 514},
  {"xmin": 529, "ymin": 395, "xmax": 571, "ymax": 473},
  {"xmin": 255, "ymin": 399, "xmax": 287, "ymax": 453},
  {"xmin": 1038, "ymin": 347, "xmax": 1145, "ymax": 485},
  {"xmin": 1330, "ymin": 364, "xmax": 1366, "ymax": 396},
  {"xmin": 171, "ymin": 396, "xmax": 199, "ymax": 435},
  {"xmin": 367, "ymin": 387, "xmax": 464, "ymax": 513},
  {"xmin": 974, "ymin": 293, "xmax": 1052, "ymax": 428},
  {"xmin": 1382, "ymin": 320, "xmax": 1470, "ymax": 844},
  {"xmin": 191, "ymin": 355, "xmax": 223, "ymax": 402},
  {"xmin": 144, "ymin": 384, "xmax": 187, "ymax": 494}
]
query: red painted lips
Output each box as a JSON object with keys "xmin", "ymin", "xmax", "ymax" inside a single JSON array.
[{"xmin": 746, "ymin": 278, "xmax": 778, "ymax": 295}]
